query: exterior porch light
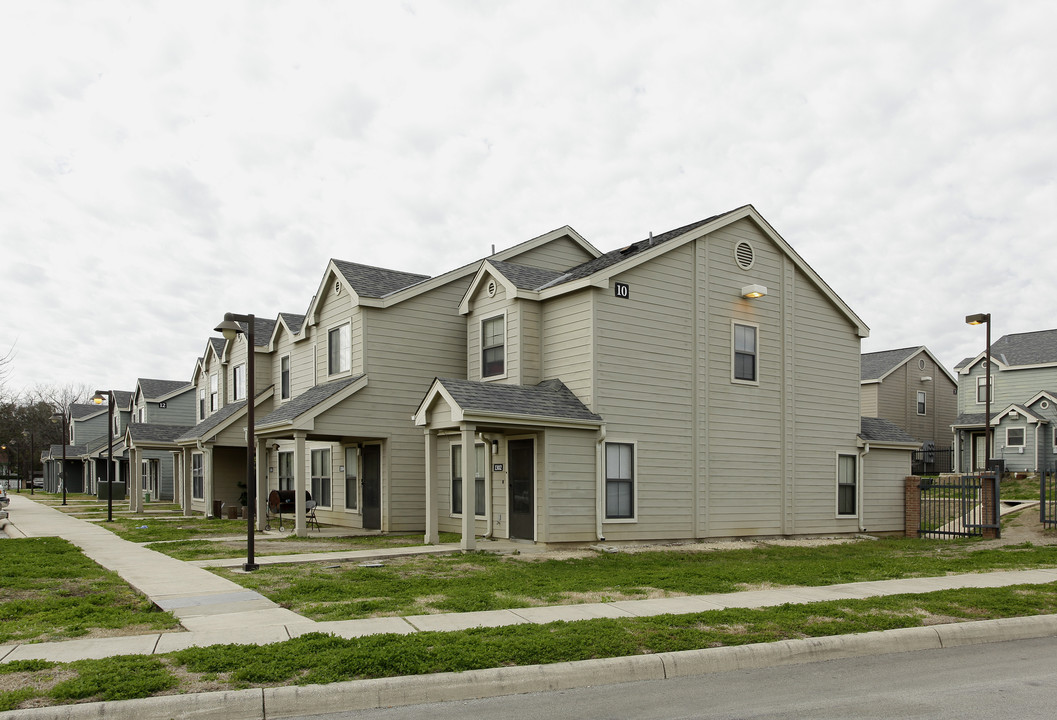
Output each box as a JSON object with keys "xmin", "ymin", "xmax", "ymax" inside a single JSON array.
[
  {"xmin": 90, "ymin": 390, "xmax": 116, "ymax": 522},
  {"xmin": 50, "ymin": 409, "xmax": 70, "ymax": 506},
  {"xmin": 741, "ymin": 284, "xmax": 767, "ymax": 299},
  {"xmin": 965, "ymin": 313, "xmax": 992, "ymax": 474},
  {"xmin": 214, "ymin": 312, "xmax": 259, "ymax": 572}
]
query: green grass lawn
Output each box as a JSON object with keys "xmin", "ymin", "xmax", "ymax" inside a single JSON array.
[
  {"xmin": 215, "ymin": 536, "xmax": 1057, "ymax": 621},
  {"xmin": 4, "ymin": 581, "xmax": 1057, "ymax": 711},
  {"xmin": 0, "ymin": 538, "xmax": 181, "ymax": 644},
  {"xmin": 100, "ymin": 517, "xmax": 249, "ymax": 542},
  {"xmin": 150, "ymin": 532, "xmax": 462, "ymax": 561}
]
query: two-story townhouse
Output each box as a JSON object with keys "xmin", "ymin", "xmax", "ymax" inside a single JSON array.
[
  {"xmin": 953, "ymin": 328, "xmax": 1057, "ymax": 473},
  {"xmin": 860, "ymin": 346, "xmax": 958, "ymax": 472},
  {"xmin": 122, "ymin": 379, "xmax": 195, "ymax": 509},
  {"xmin": 415, "ymin": 205, "xmax": 918, "ymax": 547},
  {"xmin": 40, "ymin": 402, "xmax": 102, "ymax": 494},
  {"xmin": 176, "ymin": 320, "xmax": 276, "ymax": 518},
  {"xmin": 248, "ymin": 228, "xmax": 602, "ymax": 536},
  {"xmin": 81, "ymin": 390, "xmax": 135, "ymax": 496}
]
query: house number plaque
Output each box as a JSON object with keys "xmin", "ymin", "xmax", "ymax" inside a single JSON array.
[
  {"xmin": 493, "ymin": 464, "xmax": 503, "ymax": 472},
  {"xmin": 614, "ymin": 282, "xmax": 630, "ymax": 298}
]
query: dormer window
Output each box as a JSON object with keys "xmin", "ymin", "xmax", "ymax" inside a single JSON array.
[
  {"xmin": 233, "ymin": 364, "xmax": 246, "ymax": 401},
  {"xmin": 328, "ymin": 324, "xmax": 351, "ymax": 375},
  {"xmin": 482, "ymin": 315, "xmax": 505, "ymax": 378},
  {"xmin": 210, "ymin": 373, "xmax": 219, "ymax": 412}
]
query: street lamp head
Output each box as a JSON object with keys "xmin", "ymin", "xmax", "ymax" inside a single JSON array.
[
  {"xmin": 965, "ymin": 313, "xmax": 990, "ymax": 326},
  {"xmin": 90, "ymin": 391, "xmax": 107, "ymax": 406},
  {"xmin": 215, "ymin": 313, "xmax": 245, "ymax": 341},
  {"xmin": 50, "ymin": 413, "xmax": 61, "ymax": 424}
]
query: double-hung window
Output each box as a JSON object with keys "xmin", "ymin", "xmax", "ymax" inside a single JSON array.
[
  {"xmin": 280, "ymin": 356, "xmax": 291, "ymax": 400},
  {"xmin": 210, "ymin": 373, "xmax": 219, "ymax": 412},
  {"xmin": 605, "ymin": 442, "xmax": 635, "ymax": 519},
  {"xmin": 233, "ymin": 364, "xmax": 246, "ymax": 401},
  {"xmin": 277, "ymin": 451, "xmax": 294, "ymax": 492},
  {"xmin": 199, "ymin": 389, "xmax": 205, "ymax": 420},
  {"xmin": 311, "ymin": 448, "xmax": 332, "ymax": 507},
  {"xmin": 345, "ymin": 447, "xmax": 358, "ymax": 510},
  {"xmin": 481, "ymin": 316, "xmax": 505, "ymax": 378},
  {"xmin": 837, "ymin": 454, "xmax": 857, "ymax": 516},
  {"xmin": 191, "ymin": 454, "xmax": 204, "ymax": 500},
  {"xmin": 732, "ymin": 322, "xmax": 758, "ymax": 383},
  {"xmin": 451, "ymin": 444, "xmax": 485, "ymax": 516},
  {"xmin": 977, "ymin": 374, "xmax": 993, "ymax": 403},
  {"xmin": 1006, "ymin": 427, "xmax": 1025, "ymax": 447},
  {"xmin": 328, "ymin": 325, "xmax": 351, "ymax": 375},
  {"xmin": 917, "ymin": 391, "xmax": 927, "ymax": 415}
]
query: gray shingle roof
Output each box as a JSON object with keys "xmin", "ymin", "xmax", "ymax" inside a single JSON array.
[
  {"xmin": 127, "ymin": 423, "xmax": 194, "ymax": 444},
  {"xmin": 279, "ymin": 313, "xmax": 305, "ymax": 334},
  {"xmin": 236, "ymin": 317, "xmax": 276, "ymax": 346},
  {"xmin": 538, "ymin": 209, "xmax": 737, "ymax": 288},
  {"xmin": 487, "ymin": 260, "xmax": 566, "ymax": 291},
  {"xmin": 209, "ymin": 338, "xmax": 226, "ymax": 357},
  {"xmin": 436, "ymin": 378, "xmax": 602, "ymax": 423},
  {"xmin": 859, "ymin": 417, "xmax": 919, "ymax": 444},
  {"xmin": 70, "ymin": 403, "xmax": 105, "ymax": 420},
  {"xmin": 860, "ymin": 347, "xmax": 921, "ymax": 381},
  {"xmin": 954, "ymin": 412, "xmax": 988, "ymax": 427},
  {"xmin": 988, "ymin": 328, "xmax": 1057, "ymax": 367},
  {"xmin": 257, "ymin": 376, "xmax": 364, "ymax": 427},
  {"xmin": 176, "ymin": 400, "xmax": 248, "ymax": 442},
  {"xmin": 332, "ymin": 259, "xmax": 430, "ymax": 298},
  {"xmin": 113, "ymin": 390, "xmax": 134, "ymax": 409},
  {"xmin": 138, "ymin": 379, "xmax": 192, "ymax": 400},
  {"xmin": 44, "ymin": 444, "xmax": 88, "ymax": 458}
]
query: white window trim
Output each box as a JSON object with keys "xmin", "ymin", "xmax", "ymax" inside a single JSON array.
[
  {"xmin": 731, "ymin": 320, "xmax": 760, "ymax": 386},
  {"xmin": 603, "ymin": 438, "xmax": 638, "ymax": 524},
  {"xmin": 233, "ymin": 364, "xmax": 246, "ymax": 401},
  {"xmin": 310, "ymin": 447, "xmax": 333, "ymax": 509},
  {"xmin": 327, "ymin": 323, "xmax": 352, "ymax": 377},
  {"xmin": 280, "ymin": 354, "xmax": 291, "ymax": 402},
  {"xmin": 343, "ymin": 445, "xmax": 360, "ymax": 514},
  {"xmin": 976, "ymin": 374, "xmax": 994, "ymax": 404},
  {"xmin": 480, "ymin": 310, "xmax": 508, "ymax": 381},
  {"xmin": 1006, "ymin": 427, "xmax": 1025, "ymax": 447},
  {"xmin": 1052, "ymin": 427, "xmax": 1057, "ymax": 453},
  {"xmin": 277, "ymin": 450, "xmax": 295, "ymax": 492},
  {"xmin": 191, "ymin": 453, "xmax": 204, "ymax": 500},
  {"xmin": 916, "ymin": 390, "xmax": 927, "ymax": 416},
  {"xmin": 449, "ymin": 442, "xmax": 487, "ymax": 518},
  {"xmin": 210, "ymin": 372, "xmax": 219, "ymax": 412},
  {"xmin": 835, "ymin": 451, "xmax": 859, "ymax": 518}
]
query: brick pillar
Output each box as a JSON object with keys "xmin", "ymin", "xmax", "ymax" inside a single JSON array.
[
  {"xmin": 904, "ymin": 476, "xmax": 920, "ymax": 538},
  {"xmin": 981, "ymin": 474, "xmax": 1000, "ymax": 540}
]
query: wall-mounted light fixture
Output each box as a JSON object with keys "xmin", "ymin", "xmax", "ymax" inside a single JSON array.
[
  {"xmin": 741, "ymin": 284, "xmax": 767, "ymax": 299},
  {"xmin": 491, "ymin": 439, "xmax": 500, "ymax": 454}
]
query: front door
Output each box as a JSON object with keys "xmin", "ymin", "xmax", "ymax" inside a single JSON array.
[
  {"xmin": 361, "ymin": 444, "xmax": 381, "ymax": 530},
  {"xmin": 972, "ymin": 432, "xmax": 990, "ymax": 471},
  {"xmin": 508, "ymin": 438, "xmax": 534, "ymax": 540}
]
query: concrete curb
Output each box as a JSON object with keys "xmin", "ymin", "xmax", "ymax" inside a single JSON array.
[{"xmin": 6, "ymin": 614, "xmax": 1057, "ymax": 720}]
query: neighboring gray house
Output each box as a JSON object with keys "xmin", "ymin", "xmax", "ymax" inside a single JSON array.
[
  {"xmin": 415, "ymin": 205, "xmax": 918, "ymax": 547},
  {"xmin": 123, "ymin": 378, "xmax": 195, "ymax": 507},
  {"xmin": 953, "ymin": 328, "xmax": 1057, "ymax": 473},
  {"xmin": 40, "ymin": 402, "xmax": 105, "ymax": 493},
  {"xmin": 860, "ymin": 346, "xmax": 956, "ymax": 465}
]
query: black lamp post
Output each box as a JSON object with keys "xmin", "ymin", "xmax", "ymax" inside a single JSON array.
[
  {"xmin": 214, "ymin": 312, "xmax": 259, "ymax": 572},
  {"xmin": 22, "ymin": 430, "xmax": 34, "ymax": 495},
  {"xmin": 966, "ymin": 313, "xmax": 992, "ymax": 473},
  {"xmin": 51, "ymin": 409, "xmax": 70, "ymax": 506},
  {"xmin": 90, "ymin": 390, "xmax": 116, "ymax": 522}
]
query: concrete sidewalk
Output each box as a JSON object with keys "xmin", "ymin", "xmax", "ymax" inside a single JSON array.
[{"xmin": 3, "ymin": 493, "xmax": 1057, "ymax": 667}]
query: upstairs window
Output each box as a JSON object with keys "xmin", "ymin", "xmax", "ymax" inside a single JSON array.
[
  {"xmin": 233, "ymin": 364, "xmax": 246, "ymax": 401},
  {"xmin": 976, "ymin": 375, "xmax": 994, "ymax": 403},
  {"xmin": 732, "ymin": 322, "xmax": 758, "ymax": 383},
  {"xmin": 328, "ymin": 324, "xmax": 351, "ymax": 375},
  {"xmin": 199, "ymin": 389, "xmax": 205, "ymax": 420},
  {"xmin": 481, "ymin": 316, "xmax": 505, "ymax": 377},
  {"xmin": 280, "ymin": 356, "xmax": 291, "ymax": 400},
  {"xmin": 917, "ymin": 391, "xmax": 927, "ymax": 416},
  {"xmin": 209, "ymin": 373, "xmax": 219, "ymax": 412}
]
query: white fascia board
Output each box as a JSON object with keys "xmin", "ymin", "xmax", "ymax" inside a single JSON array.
[
  {"xmin": 458, "ymin": 262, "xmax": 519, "ymax": 315},
  {"xmin": 958, "ymin": 354, "xmax": 1010, "ymax": 374},
  {"xmin": 1026, "ymin": 390, "xmax": 1057, "ymax": 407},
  {"xmin": 860, "ymin": 379, "xmax": 882, "ymax": 386},
  {"xmin": 494, "ymin": 225, "xmax": 601, "ymax": 263},
  {"xmin": 413, "ymin": 380, "xmax": 459, "ymax": 427},
  {"xmin": 304, "ymin": 263, "xmax": 363, "ymax": 328},
  {"xmin": 460, "ymin": 410, "xmax": 603, "ymax": 430}
]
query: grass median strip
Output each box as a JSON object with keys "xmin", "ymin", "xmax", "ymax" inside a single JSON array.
[
  {"xmin": 214, "ymin": 537, "xmax": 1057, "ymax": 620},
  {"xmin": 4, "ymin": 582, "xmax": 1057, "ymax": 711},
  {"xmin": 0, "ymin": 538, "xmax": 181, "ymax": 644}
]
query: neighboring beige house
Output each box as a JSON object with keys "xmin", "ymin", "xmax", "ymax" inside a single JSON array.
[
  {"xmin": 415, "ymin": 205, "xmax": 918, "ymax": 547},
  {"xmin": 123, "ymin": 378, "xmax": 195, "ymax": 509},
  {"xmin": 860, "ymin": 346, "xmax": 955, "ymax": 471}
]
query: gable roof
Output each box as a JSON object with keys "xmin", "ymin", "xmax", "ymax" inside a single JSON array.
[
  {"xmin": 859, "ymin": 416, "xmax": 919, "ymax": 446},
  {"xmin": 112, "ymin": 390, "xmax": 134, "ymax": 411},
  {"xmin": 126, "ymin": 423, "xmax": 194, "ymax": 446},
  {"xmin": 70, "ymin": 403, "xmax": 105, "ymax": 421},
  {"xmin": 176, "ymin": 387, "xmax": 274, "ymax": 443},
  {"xmin": 415, "ymin": 377, "xmax": 603, "ymax": 428},
  {"xmin": 256, "ymin": 375, "xmax": 367, "ymax": 431},
  {"xmin": 137, "ymin": 379, "xmax": 193, "ymax": 401},
  {"xmin": 238, "ymin": 317, "xmax": 276, "ymax": 346},
  {"xmin": 959, "ymin": 328, "xmax": 1057, "ymax": 373},
  {"xmin": 860, "ymin": 346, "xmax": 957, "ymax": 385},
  {"xmin": 332, "ymin": 260, "xmax": 431, "ymax": 299}
]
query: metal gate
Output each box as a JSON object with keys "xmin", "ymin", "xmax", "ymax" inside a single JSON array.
[
  {"xmin": 919, "ymin": 474, "xmax": 996, "ymax": 538},
  {"xmin": 1042, "ymin": 471, "xmax": 1057, "ymax": 528}
]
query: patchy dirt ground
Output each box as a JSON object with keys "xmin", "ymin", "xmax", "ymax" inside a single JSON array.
[{"xmin": 995, "ymin": 505, "xmax": 1057, "ymax": 546}]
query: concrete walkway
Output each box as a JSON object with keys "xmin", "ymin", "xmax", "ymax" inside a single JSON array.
[{"xmin": 3, "ymin": 493, "xmax": 1057, "ymax": 666}]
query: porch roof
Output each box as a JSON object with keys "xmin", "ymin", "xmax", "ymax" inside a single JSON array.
[
  {"xmin": 127, "ymin": 423, "xmax": 194, "ymax": 447},
  {"xmin": 256, "ymin": 375, "xmax": 366, "ymax": 430},
  {"xmin": 416, "ymin": 377, "xmax": 603, "ymax": 428},
  {"xmin": 859, "ymin": 417, "xmax": 919, "ymax": 446},
  {"xmin": 176, "ymin": 387, "xmax": 274, "ymax": 444}
]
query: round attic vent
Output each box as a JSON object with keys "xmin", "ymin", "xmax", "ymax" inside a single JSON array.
[
  {"xmin": 734, "ymin": 241, "xmax": 755, "ymax": 270},
  {"xmin": 1042, "ymin": 400, "xmax": 1050, "ymax": 410},
  {"xmin": 334, "ymin": 281, "xmax": 342, "ymax": 295},
  {"xmin": 486, "ymin": 279, "xmax": 497, "ymax": 298}
]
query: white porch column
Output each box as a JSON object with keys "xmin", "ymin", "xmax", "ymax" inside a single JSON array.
[
  {"xmin": 460, "ymin": 423, "xmax": 476, "ymax": 551},
  {"xmin": 256, "ymin": 437, "xmax": 268, "ymax": 532},
  {"xmin": 204, "ymin": 445, "xmax": 215, "ymax": 518},
  {"xmin": 182, "ymin": 448, "xmax": 193, "ymax": 516},
  {"xmin": 424, "ymin": 430, "xmax": 439, "ymax": 544},
  {"xmin": 129, "ymin": 447, "xmax": 142, "ymax": 513},
  {"xmin": 294, "ymin": 431, "xmax": 307, "ymax": 537}
]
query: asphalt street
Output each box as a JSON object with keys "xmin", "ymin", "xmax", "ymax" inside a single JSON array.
[{"xmin": 286, "ymin": 636, "xmax": 1057, "ymax": 720}]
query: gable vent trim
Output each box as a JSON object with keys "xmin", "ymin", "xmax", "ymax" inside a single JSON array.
[{"xmin": 735, "ymin": 241, "xmax": 755, "ymax": 270}]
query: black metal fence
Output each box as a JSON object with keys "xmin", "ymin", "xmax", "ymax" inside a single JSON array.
[
  {"xmin": 919, "ymin": 474, "xmax": 995, "ymax": 538},
  {"xmin": 1042, "ymin": 471, "xmax": 1057, "ymax": 528},
  {"xmin": 911, "ymin": 447, "xmax": 955, "ymax": 476}
]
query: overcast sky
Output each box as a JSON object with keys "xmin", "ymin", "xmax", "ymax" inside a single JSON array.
[{"xmin": 2, "ymin": 0, "xmax": 1055, "ymax": 399}]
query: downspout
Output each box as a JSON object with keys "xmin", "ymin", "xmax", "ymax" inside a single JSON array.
[
  {"xmin": 858, "ymin": 442, "xmax": 870, "ymax": 533},
  {"xmin": 596, "ymin": 425, "xmax": 607, "ymax": 541},
  {"xmin": 1034, "ymin": 423, "xmax": 1040, "ymax": 472}
]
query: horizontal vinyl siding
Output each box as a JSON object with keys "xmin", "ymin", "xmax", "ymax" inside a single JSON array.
[
  {"xmin": 860, "ymin": 384, "xmax": 879, "ymax": 418},
  {"xmin": 595, "ymin": 244, "xmax": 695, "ymax": 541},
  {"xmin": 506, "ymin": 235, "xmax": 595, "ymax": 272},
  {"xmin": 862, "ymin": 448, "xmax": 910, "ymax": 533},
  {"xmin": 541, "ymin": 290, "xmax": 594, "ymax": 407},
  {"xmin": 543, "ymin": 428, "xmax": 597, "ymax": 542},
  {"xmin": 314, "ymin": 289, "xmax": 357, "ymax": 384},
  {"xmin": 959, "ymin": 363, "xmax": 1057, "ymax": 415}
]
